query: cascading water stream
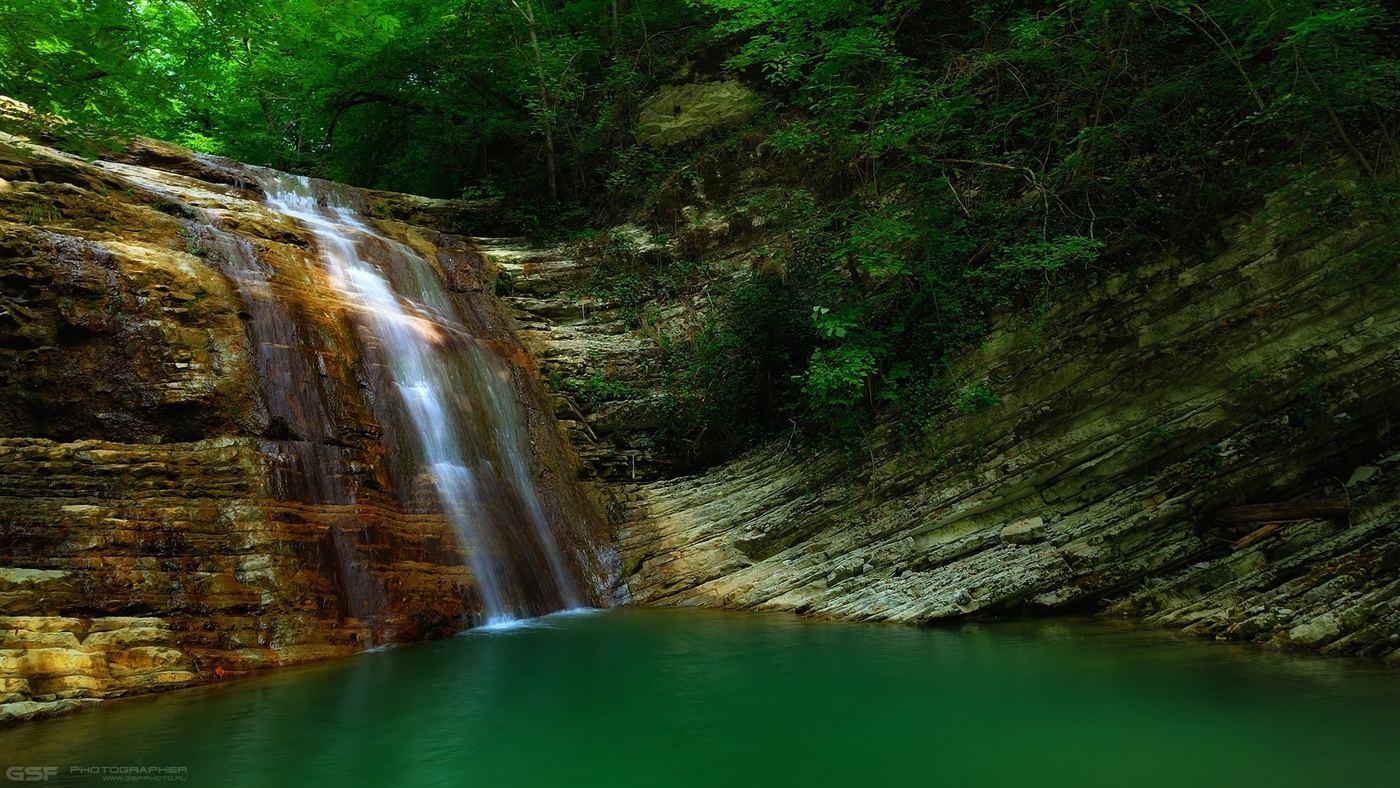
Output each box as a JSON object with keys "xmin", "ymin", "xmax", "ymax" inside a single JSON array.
[
  {"xmin": 257, "ymin": 173, "xmax": 582, "ymax": 624},
  {"xmin": 90, "ymin": 155, "xmax": 591, "ymax": 626},
  {"xmin": 93, "ymin": 159, "xmax": 393, "ymax": 637}
]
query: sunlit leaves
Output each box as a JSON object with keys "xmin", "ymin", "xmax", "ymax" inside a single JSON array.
[
  {"xmin": 802, "ymin": 344, "xmax": 877, "ymax": 408},
  {"xmin": 811, "ymin": 306, "xmax": 855, "ymax": 339}
]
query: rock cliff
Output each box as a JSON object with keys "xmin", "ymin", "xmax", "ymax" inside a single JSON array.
[
  {"xmin": 0, "ymin": 126, "xmax": 610, "ymax": 723},
  {"xmin": 493, "ymin": 164, "xmax": 1400, "ymax": 661},
  {"xmin": 636, "ymin": 81, "xmax": 762, "ymax": 147}
]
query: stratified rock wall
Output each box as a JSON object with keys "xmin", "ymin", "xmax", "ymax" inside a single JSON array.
[
  {"xmin": 0, "ymin": 127, "xmax": 610, "ymax": 723},
  {"xmin": 595, "ymin": 167, "xmax": 1400, "ymax": 659},
  {"xmin": 483, "ymin": 232, "xmax": 675, "ymax": 482},
  {"xmin": 636, "ymin": 81, "xmax": 762, "ymax": 147},
  {"xmin": 0, "ymin": 438, "xmax": 469, "ymax": 722}
]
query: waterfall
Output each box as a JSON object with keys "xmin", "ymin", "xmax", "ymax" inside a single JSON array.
[
  {"xmin": 255, "ymin": 173, "xmax": 583, "ymax": 624},
  {"xmin": 90, "ymin": 155, "xmax": 594, "ymax": 628}
]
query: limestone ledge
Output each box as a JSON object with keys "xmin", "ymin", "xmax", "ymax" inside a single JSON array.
[
  {"xmin": 636, "ymin": 81, "xmax": 762, "ymax": 147},
  {"xmin": 611, "ymin": 173, "xmax": 1400, "ymax": 660},
  {"xmin": 0, "ymin": 615, "xmax": 196, "ymax": 717}
]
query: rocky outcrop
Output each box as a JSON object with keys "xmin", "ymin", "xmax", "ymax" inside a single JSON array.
[
  {"xmin": 0, "ymin": 438, "xmax": 472, "ymax": 723},
  {"xmin": 596, "ymin": 167, "xmax": 1400, "ymax": 659},
  {"xmin": 0, "ymin": 125, "xmax": 609, "ymax": 723},
  {"xmin": 485, "ymin": 230, "xmax": 673, "ymax": 481},
  {"xmin": 637, "ymin": 81, "xmax": 762, "ymax": 147},
  {"xmin": 483, "ymin": 212, "xmax": 746, "ymax": 482}
]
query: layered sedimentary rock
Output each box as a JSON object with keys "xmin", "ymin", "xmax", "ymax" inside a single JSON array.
[
  {"xmin": 0, "ymin": 439, "xmax": 469, "ymax": 721},
  {"xmin": 636, "ymin": 81, "xmax": 763, "ymax": 147},
  {"xmin": 484, "ymin": 229, "xmax": 681, "ymax": 482},
  {"xmin": 0, "ymin": 126, "xmax": 609, "ymax": 723},
  {"xmin": 496, "ymin": 166, "xmax": 1400, "ymax": 660}
]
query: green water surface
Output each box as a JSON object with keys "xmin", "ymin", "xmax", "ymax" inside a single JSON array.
[{"xmin": 3, "ymin": 608, "xmax": 1399, "ymax": 786}]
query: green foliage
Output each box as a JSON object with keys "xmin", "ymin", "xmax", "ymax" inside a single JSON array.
[
  {"xmin": 811, "ymin": 306, "xmax": 854, "ymax": 339},
  {"xmin": 1139, "ymin": 423, "xmax": 1175, "ymax": 450},
  {"xmin": 950, "ymin": 381, "xmax": 998, "ymax": 415},
  {"xmin": 1191, "ymin": 442, "xmax": 1225, "ymax": 479},
  {"xmin": 1, "ymin": 0, "xmax": 703, "ymax": 205},
  {"xmin": 834, "ymin": 209, "xmax": 917, "ymax": 278},
  {"xmin": 7, "ymin": 0, "xmax": 1393, "ymax": 215},
  {"xmin": 654, "ymin": 271, "xmax": 814, "ymax": 466},
  {"xmin": 1293, "ymin": 381, "xmax": 1327, "ymax": 428},
  {"xmin": 23, "ymin": 202, "xmax": 61, "ymax": 225},
  {"xmin": 662, "ymin": 0, "xmax": 1397, "ymax": 456},
  {"xmin": 5, "ymin": 0, "xmax": 1396, "ymax": 465},
  {"xmin": 562, "ymin": 371, "xmax": 639, "ymax": 404},
  {"xmin": 803, "ymin": 345, "xmax": 877, "ymax": 408}
]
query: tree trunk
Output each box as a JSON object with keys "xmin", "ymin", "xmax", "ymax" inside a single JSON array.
[
  {"xmin": 1214, "ymin": 498, "xmax": 1350, "ymax": 524},
  {"xmin": 514, "ymin": 0, "xmax": 558, "ymax": 201}
]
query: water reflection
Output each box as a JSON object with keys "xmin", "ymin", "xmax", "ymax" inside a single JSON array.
[{"xmin": 3, "ymin": 611, "xmax": 1397, "ymax": 787}]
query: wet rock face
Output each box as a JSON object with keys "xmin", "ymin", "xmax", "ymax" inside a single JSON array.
[
  {"xmin": 0, "ymin": 175, "xmax": 255, "ymax": 444},
  {"xmin": 608, "ymin": 165, "xmax": 1400, "ymax": 660},
  {"xmin": 0, "ymin": 129, "xmax": 610, "ymax": 723},
  {"xmin": 0, "ymin": 238, "xmax": 248, "ymax": 441},
  {"xmin": 0, "ymin": 438, "xmax": 472, "ymax": 724}
]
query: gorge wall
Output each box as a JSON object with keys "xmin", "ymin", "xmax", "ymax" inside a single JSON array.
[
  {"xmin": 495, "ymin": 164, "xmax": 1400, "ymax": 662},
  {"xmin": 0, "ymin": 126, "xmax": 611, "ymax": 724},
  {"xmin": 3, "ymin": 107, "xmax": 1398, "ymax": 727}
]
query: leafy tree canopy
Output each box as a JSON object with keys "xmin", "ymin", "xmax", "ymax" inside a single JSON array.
[{"xmin": 3, "ymin": 0, "xmax": 1396, "ymax": 464}]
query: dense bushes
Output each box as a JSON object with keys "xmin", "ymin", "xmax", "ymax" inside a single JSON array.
[{"xmin": 613, "ymin": 0, "xmax": 1400, "ymax": 463}]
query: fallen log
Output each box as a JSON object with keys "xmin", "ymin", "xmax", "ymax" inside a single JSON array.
[
  {"xmin": 1231, "ymin": 522, "xmax": 1286, "ymax": 551},
  {"xmin": 1215, "ymin": 498, "xmax": 1349, "ymax": 524}
]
